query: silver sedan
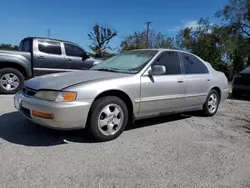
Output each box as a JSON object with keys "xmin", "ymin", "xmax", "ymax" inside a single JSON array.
[{"xmin": 14, "ymin": 49, "xmax": 229, "ymax": 141}]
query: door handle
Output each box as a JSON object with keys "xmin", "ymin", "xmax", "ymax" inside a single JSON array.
[
  {"xmin": 37, "ymin": 56, "xmax": 44, "ymax": 60},
  {"xmin": 177, "ymin": 80, "xmax": 184, "ymax": 83},
  {"xmin": 66, "ymin": 58, "xmax": 72, "ymax": 61},
  {"xmin": 207, "ymin": 79, "xmax": 211, "ymax": 81}
]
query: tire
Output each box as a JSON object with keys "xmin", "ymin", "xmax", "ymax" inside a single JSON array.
[
  {"xmin": 202, "ymin": 89, "xmax": 220, "ymax": 117},
  {"xmin": 0, "ymin": 68, "xmax": 25, "ymax": 94},
  {"xmin": 232, "ymin": 89, "xmax": 241, "ymax": 98},
  {"xmin": 87, "ymin": 96, "xmax": 129, "ymax": 142}
]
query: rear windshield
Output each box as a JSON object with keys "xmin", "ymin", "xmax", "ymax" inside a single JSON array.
[{"xmin": 19, "ymin": 39, "xmax": 31, "ymax": 52}]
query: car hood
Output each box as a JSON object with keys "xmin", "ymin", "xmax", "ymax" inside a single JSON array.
[{"xmin": 25, "ymin": 70, "xmax": 130, "ymax": 90}]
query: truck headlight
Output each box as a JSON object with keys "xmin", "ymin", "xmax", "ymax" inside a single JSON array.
[{"xmin": 34, "ymin": 91, "xmax": 77, "ymax": 102}]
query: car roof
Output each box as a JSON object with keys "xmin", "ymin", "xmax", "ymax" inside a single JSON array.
[{"xmin": 129, "ymin": 48, "xmax": 201, "ymax": 57}]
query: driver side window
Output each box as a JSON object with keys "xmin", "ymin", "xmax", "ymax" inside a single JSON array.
[
  {"xmin": 64, "ymin": 43, "xmax": 85, "ymax": 57},
  {"xmin": 153, "ymin": 51, "xmax": 181, "ymax": 75}
]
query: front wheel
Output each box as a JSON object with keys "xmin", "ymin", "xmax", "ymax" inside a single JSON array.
[
  {"xmin": 202, "ymin": 89, "xmax": 220, "ymax": 116},
  {"xmin": 87, "ymin": 96, "xmax": 128, "ymax": 142},
  {"xmin": 0, "ymin": 68, "xmax": 25, "ymax": 94}
]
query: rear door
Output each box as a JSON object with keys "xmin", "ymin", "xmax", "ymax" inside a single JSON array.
[
  {"xmin": 33, "ymin": 40, "xmax": 66, "ymax": 76},
  {"xmin": 178, "ymin": 52, "xmax": 210, "ymax": 109},
  {"xmin": 63, "ymin": 43, "xmax": 94, "ymax": 70}
]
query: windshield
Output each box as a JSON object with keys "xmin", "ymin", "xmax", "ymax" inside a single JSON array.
[{"xmin": 91, "ymin": 50, "xmax": 158, "ymax": 74}]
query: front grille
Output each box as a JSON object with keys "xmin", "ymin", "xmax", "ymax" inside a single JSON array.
[
  {"xmin": 20, "ymin": 106, "xmax": 31, "ymax": 118},
  {"xmin": 22, "ymin": 87, "xmax": 37, "ymax": 97}
]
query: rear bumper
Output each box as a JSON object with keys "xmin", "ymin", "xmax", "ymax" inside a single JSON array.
[
  {"xmin": 14, "ymin": 92, "xmax": 93, "ymax": 130},
  {"xmin": 221, "ymin": 88, "xmax": 230, "ymax": 102}
]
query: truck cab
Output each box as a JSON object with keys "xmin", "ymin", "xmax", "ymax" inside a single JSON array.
[
  {"xmin": 0, "ymin": 37, "xmax": 102, "ymax": 94},
  {"xmin": 19, "ymin": 37, "xmax": 101, "ymax": 76}
]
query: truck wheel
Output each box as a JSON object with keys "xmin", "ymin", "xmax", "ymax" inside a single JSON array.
[
  {"xmin": 0, "ymin": 68, "xmax": 25, "ymax": 94},
  {"xmin": 87, "ymin": 96, "xmax": 128, "ymax": 142}
]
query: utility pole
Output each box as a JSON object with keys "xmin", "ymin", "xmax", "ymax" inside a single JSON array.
[
  {"xmin": 47, "ymin": 29, "xmax": 51, "ymax": 38},
  {"xmin": 145, "ymin": 21, "xmax": 153, "ymax": 48}
]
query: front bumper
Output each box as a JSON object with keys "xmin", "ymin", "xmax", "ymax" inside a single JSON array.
[{"xmin": 14, "ymin": 91, "xmax": 93, "ymax": 130}]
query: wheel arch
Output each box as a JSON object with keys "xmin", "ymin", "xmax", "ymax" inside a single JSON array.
[
  {"xmin": 87, "ymin": 89, "xmax": 135, "ymax": 126},
  {"xmin": 210, "ymin": 86, "xmax": 221, "ymax": 101},
  {"xmin": 0, "ymin": 62, "xmax": 28, "ymax": 78}
]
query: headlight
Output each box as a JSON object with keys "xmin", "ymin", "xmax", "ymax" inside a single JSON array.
[{"xmin": 34, "ymin": 91, "xmax": 77, "ymax": 102}]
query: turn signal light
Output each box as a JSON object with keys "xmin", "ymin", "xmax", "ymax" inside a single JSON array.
[
  {"xmin": 63, "ymin": 92, "xmax": 77, "ymax": 101},
  {"xmin": 32, "ymin": 110, "xmax": 54, "ymax": 119}
]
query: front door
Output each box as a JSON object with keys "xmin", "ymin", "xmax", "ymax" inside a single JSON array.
[
  {"xmin": 63, "ymin": 43, "xmax": 94, "ymax": 70},
  {"xmin": 139, "ymin": 51, "xmax": 186, "ymax": 117}
]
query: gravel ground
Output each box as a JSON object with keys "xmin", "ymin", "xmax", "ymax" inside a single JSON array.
[{"xmin": 0, "ymin": 94, "xmax": 250, "ymax": 188}]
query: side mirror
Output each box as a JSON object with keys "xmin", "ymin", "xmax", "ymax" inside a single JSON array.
[
  {"xmin": 148, "ymin": 65, "xmax": 166, "ymax": 75},
  {"xmin": 82, "ymin": 53, "xmax": 90, "ymax": 59}
]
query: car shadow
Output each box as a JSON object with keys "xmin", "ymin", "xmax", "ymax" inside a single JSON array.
[
  {"xmin": 227, "ymin": 93, "xmax": 250, "ymax": 101},
  {"xmin": 0, "ymin": 111, "xmax": 192, "ymax": 146},
  {"xmin": 0, "ymin": 111, "xmax": 94, "ymax": 147},
  {"xmin": 126, "ymin": 113, "xmax": 191, "ymax": 130}
]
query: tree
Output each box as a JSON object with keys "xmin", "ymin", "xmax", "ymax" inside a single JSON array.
[
  {"xmin": 0, "ymin": 44, "xmax": 18, "ymax": 50},
  {"xmin": 216, "ymin": 0, "xmax": 250, "ymax": 68},
  {"xmin": 216, "ymin": 0, "xmax": 250, "ymax": 37},
  {"xmin": 120, "ymin": 30, "xmax": 176, "ymax": 51},
  {"xmin": 120, "ymin": 31, "xmax": 147, "ymax": 51},
  {"xmin": 88, "ymin": 23, "xmax": 117, "ymax": 57}
]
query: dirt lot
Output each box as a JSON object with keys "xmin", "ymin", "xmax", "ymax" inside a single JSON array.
[{"xmin": 0, "ymin": 94, "xmax": 250, "ymax": 188}]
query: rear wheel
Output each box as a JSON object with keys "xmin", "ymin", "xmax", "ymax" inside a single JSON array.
[
  {"xmin": 87, "ymin": 96, "xmax": 128, "ymax": 142},
  {"xmin": 202, "ymin": 89, "xmax": 220, "ymax": 116},
  {"xmin": 0, "ymin": 68, "xmax": 24, "ymax": 94}
]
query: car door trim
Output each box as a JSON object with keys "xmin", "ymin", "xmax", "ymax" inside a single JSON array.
[{"xmin": 138, "ymin": 94, "xmax": 186, "ymax": 102}]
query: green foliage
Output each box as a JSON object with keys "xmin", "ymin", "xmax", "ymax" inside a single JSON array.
[
  {"xmin": 120, "ymin": 30, "xmax": 176, "ymax": 51},
  {"xmin": 216, "ymin": 0, "xmax": 250, "ymax": 78},
  {"xmin": 0, "ymin": 44, "xmax": 18, "ymax": 50}
]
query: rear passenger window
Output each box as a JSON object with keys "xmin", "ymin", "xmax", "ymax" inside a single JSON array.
[
  {"xmin": 38, "ymin": 40, "xmax": 62, "ymax": 55},
  {"xmin": 153, "ymin": 51, "xmax": 181, "ymax": 75},
  {"xmin": 180, "ymin": 53, "xmax": 208, "ymax": 74}
]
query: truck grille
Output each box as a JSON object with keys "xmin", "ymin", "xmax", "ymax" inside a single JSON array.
[{"xmin": 22, "ymin": 87, "xmax": 37, "ymax": 97}]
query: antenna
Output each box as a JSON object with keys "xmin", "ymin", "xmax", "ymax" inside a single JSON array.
[
  {"xmin": 47, "ymin": 29, "xmax": 51, "ymax": 38},
  {"xmin": 145, "ymin": 21, "xmax": 153, "ymax": 48}
]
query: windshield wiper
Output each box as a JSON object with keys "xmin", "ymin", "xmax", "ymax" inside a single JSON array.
[{"xmin": 93, "ymin": 68, "xmax": 120, "ymax": 73}]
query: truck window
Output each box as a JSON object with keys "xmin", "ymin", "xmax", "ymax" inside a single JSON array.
[
  {"xmin": 64, "ymin": 43, "xmax": 85, "ymax": 57},
  {"xmin": 19, "ymin": 39, "xmax": 31, "ymax": 52},
  {"xmin": 18, "ymin": 41, "xmax": 24, "ymax": 51},
  {"xmin": 38, "ymin": 40, "xmax": 62, "ymax": 55},
  {"xmin": 23, "ymin": 40, "xmax": 31, "ymax": 52}
]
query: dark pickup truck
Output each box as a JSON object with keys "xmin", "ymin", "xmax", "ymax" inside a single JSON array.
[{"xmin": 0, "ymin": 37, "xmax": 102, "ymax": 94}]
